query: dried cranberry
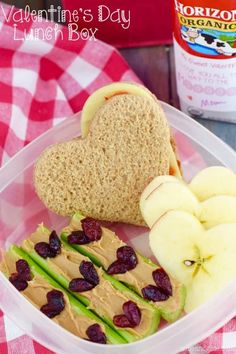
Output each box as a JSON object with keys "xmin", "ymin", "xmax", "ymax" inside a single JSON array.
[
  {"xmin": 142, "ymin": 285, "xmax": 169, "ymax": 302},
  {"xmin": 123, "ymin": 301, "xmax": 141, "ymax": 326},
  {"xmin": 35, "ymin": 231, "xmax": 61, "ymax": 259},
  {"xmin": 113, "ymin": 314, "xmax": 133, "ymax": 328},
  {"xmin": 79, "ymin": 261, "xmax": 99, "ymax": 286},
  {"xmin": 9, "ymin": 273, "xmax": 28, "ymax": 291},
  {"xmin": 47, "ymin": 290, "xmax": 65, "ymax": 312},
  {"xmin": 113, "ymin": 315, "xmax": 134, "ymax": 328},
  {"xmin": 116, "ymin": 246, "xmax": 138, "ymax": 270},
  {"xmin": 81, "ymin": 217, "xmax": 102, "ymax": 241},
  {"xmin": 40, "ymin": 289, "xmax": 65, "ymax": 319},
  {"xmin": 34, "ymin": 242, "xmax": 51, "ymax": 259},
  {"xmin": 107, "ymin": 246, "xmax": 138, "ymax": 275},
  {"xmin": 107, "ymin": 260, "xmax": 129, "ymax": 275},
  {"xmin": 69, "ymin": 278, "xmax": 95, "ymax": 292},
  {"xmin": 9, "ymin": 259, "xmax": 32, "ymax": 291},
  {"xmin": 153, "ymin": 268, "xmax": 172, "ymax": 296},
  {"xmin": 16, "ymin": 259, "xmax": 31, "ymax": 281},
  {"xmin": 40, "ymin": 303, "xmax": 61, "ymax": 319},
  {"xmin": 113, "ymin": 301, "xmax": 141, "ymax": 328},
  {"xmin": 49, "ymin": 231, "xmax": 61, "ymax": 256},
  {"xmin": 68, "ymin": 230, "xmax": 90, "ymax": 245},
  {"xmin": 86, "ymin": 324, "xmax": 107, "ymax": 344}
]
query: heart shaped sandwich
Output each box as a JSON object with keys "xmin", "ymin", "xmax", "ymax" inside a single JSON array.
[{"xmin": 34, "ymin": 83, "xmax": 181, "ymax": 225}]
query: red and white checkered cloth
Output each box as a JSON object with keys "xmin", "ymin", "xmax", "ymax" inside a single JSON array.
[{"xmin": 0, "ymin": 3, "xmax": 236, "ymax": 353}]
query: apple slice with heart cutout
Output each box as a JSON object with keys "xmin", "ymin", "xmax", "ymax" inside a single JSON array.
[{"xmin": 149, "ymin": 210, "xmax": 236, "ymax": 313}]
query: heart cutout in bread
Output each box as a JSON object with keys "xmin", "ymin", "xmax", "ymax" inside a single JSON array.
[{"xmin": 34, "ymin": 83, "xmax": 181, "ymax": 225}]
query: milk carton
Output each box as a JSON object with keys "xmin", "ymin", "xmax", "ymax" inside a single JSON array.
[{"xmin": 173, "ymin": 0, "xmax": 236, "ymax": 122}]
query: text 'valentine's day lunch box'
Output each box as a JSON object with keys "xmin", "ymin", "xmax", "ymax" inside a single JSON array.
[{"xmin": 0, "ymin": 102, "xmax": 236, "ymax": 354}]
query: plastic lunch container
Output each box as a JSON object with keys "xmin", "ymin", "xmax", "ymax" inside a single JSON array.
[{"xmin": 0, "ymin": 102, "xmax": 236, "ymax": 354}]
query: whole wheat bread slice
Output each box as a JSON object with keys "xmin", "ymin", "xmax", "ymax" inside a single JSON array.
[{"xmin": 34, "ymin": 94, "xmax": 171, "ymax": 225}]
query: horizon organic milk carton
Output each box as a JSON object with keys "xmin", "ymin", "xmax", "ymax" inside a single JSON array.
[{"xmin": 173, "ymin": 0, "xmax": 236, "ymax": 122}]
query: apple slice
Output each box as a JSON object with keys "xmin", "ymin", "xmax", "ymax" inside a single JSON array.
[
  {"xmin": 140, "ymin": 175, "xmax": 200, "ymax": 228},
  {"xmin": 149, "ymin": 210, "xmax": 236, "ymax": 312},
  {"xmin": 140, "ymin": 175, "xmax": 178, "ymax": 202},
  {"xmin": 200, "ymin": 195, "xmax": 236, "ymax": 229},
  {"xmin": 189, "ymin": 166, "xmax": 236, "ymax": 201}
]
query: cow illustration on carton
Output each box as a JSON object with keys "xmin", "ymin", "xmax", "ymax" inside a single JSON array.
[{"xmin": 181, "ymin": 27, "xmax": 236, "ymax": 56}]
